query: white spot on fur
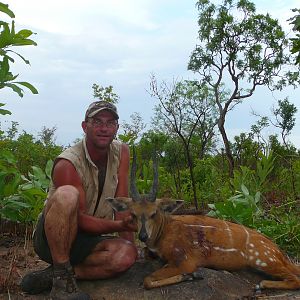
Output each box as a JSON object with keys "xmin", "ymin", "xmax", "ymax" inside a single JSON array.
[
  {"xmin": 243, "ymin": 227, "xmax": 250, "ymax": 246},
  {"xmin": 260, "ymin": 240, "xmax": 265, "ymax": 244},
  {"xmin": 223, "ymin": 221, "xmax": 233, "ymax": 246},
  {"xmin": 256, "ymin": 259, "xmax": 267, "ymax": 266},
  {"xmin": 213, "ymin": 247, "xmax": 238, "ymax": 252},
  {"xmin": 186, "ymin": 224, "xmax": 216, "ymax": 229},
  {"xmin": 249, "ymin": 256, "xmax": 254, "ymax": 260},
  {"xmin": 255, "ymin": 251, "xmax": 259, "ymax": 256},
  {"xmin": 261, "ymin": 262, "xmax": 267, "ymax": 267},
  {"xmin": 249, "ymin": 249, "xmax": 253, "ymax": 253},
  {"xmin": 249, "ymin": 243, "xmax": 254, "ymax": 248},
  {"xmin": 240, "ymin": 251, "xmax": 245, "ymax": 257}
]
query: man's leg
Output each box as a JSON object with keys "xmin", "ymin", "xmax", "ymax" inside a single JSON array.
[
  {"xmin": 44, "ymin": 185, "xmax": 90, "ymax": 299},
  {"xmin": 21, "ymin": 185, "xmax": 90, "ymax": 299},
  {"xmin": 75, "ymin": 238, "xmax": 137, "ymax": 279},
  {"xmin": 44, "ymin": 185, "xmax": 79, "ymax": 264}
]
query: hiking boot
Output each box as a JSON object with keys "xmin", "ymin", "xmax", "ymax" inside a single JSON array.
[
  {"xmin": 50, "ymin": 262, "xmax": 90, "ymax": 300},
  {"xmin": 20, "ymin": 265, "xmax": 53, "ymax": 294}
]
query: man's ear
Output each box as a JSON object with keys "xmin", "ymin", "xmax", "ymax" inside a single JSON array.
[
  {"xmin": 156, "ymin": 198, "xmax": 184, "ymax": 214},
  {"xmin": 82, "ymin": 121, "xmax": 87, "ymax": 133},
  {"xmin": 106, "ymin": 197, "xmax": 132, "ymax": 212}
]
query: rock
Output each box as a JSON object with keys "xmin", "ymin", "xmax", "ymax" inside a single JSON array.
[{"xmin": 79, "ymin": 260, "xmax": 258, "ymax": 300}]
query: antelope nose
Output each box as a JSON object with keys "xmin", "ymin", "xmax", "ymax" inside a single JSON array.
[{"xmin": 139, "ymin": 232, "xmax": 148, "ymax": 242}]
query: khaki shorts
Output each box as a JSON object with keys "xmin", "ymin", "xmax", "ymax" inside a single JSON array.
[{"xmin": 33, "ymin": 213, "xmax": 115, "ymax": 265}]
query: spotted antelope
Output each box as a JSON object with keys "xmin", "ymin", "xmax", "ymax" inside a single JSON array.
[{"xmin": 107, "ymin": 154, "xmax": 300, "ymax": 290}]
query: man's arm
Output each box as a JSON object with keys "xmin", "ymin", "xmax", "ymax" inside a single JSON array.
[
  {"xmin": 52, "ymin": 158, "xmax": 136, "ymax": 235},
  {"xmin": 114, "ymin": 144, "xmax": 136, "ymax": 243}
]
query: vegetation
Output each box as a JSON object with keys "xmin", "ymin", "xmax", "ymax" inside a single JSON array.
[
  {"xmin": 0, "ymin": 2, "xmax": 38, "ymax": 116},
  {"xmin": 0, "ymin": 0, "xmax": 299, "ymax": 261},
  {"xmin": 188, "ymin": 0, "xmax": 299, "ymax": 177}
]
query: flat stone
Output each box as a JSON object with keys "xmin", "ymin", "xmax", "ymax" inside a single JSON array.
[{"xmin": 78, "ymin": 260, "xmax": 257, "ymax": 300}]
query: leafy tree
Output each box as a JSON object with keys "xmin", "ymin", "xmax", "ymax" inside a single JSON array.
[
  {"xmin": 0, "ymin": 125, "xmax": 62, "ymax": 175},
  {"xmin": 289, "ymin": 8, "xmax": 300, "ymax": 65},
  {"xmin": 188, "ymin": 0, "xmax": 298, "ymax": 177},
  {"xmin": 149, "ymin": 75, "xmax": 218, "ymax": 209},
  {"xmin": 118, "ymin": 112, "xmax": 145, "ymax": 145},
  {"xmin": 38, "ymin": 125, "xmax": 57, "ymax": 146},
  {"xmin": 251, "ymin": 97, "xmax": 297, "ymax": 148},
  {"xmin": 231, "ymin": 132, "xmax": 262, "ymax": 168},
  {"xmin": 271, "ymin": 98, "xmax": 297, "ymax": 148},
  {"xmin": 92, "ymin": 83, "xmax": 119, "ymax": 104},
  {"xmin": 250, "ymin": 116, "xmax": 269, "ymax": 147},
  {"xmin": 0, "ymin": 2, "xmax": 38, "ymax": 115}
]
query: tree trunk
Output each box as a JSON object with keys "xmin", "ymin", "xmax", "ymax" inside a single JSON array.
[
  {"xmin": 185, "ymin": 148, "xmax": 200, "ymax": 210},
  {"xmin": 218, "ymin": 115, "xmax": 234, "ymax": 178}
]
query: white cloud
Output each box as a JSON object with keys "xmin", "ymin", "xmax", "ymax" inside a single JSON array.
[{"xmin": 1, "ymin": 0, "xmax": 299, "ymax": 148}]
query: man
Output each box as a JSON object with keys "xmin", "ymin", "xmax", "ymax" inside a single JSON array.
[{"xmin": 21, "ymin": 101, "xmax": 137, "ymax": 300}]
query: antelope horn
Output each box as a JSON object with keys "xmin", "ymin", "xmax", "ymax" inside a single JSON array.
[
  {"xmin": 130, "ymin": 147, "xmax": 141, "ymax": 201},
  {"xmin": 148, "ymin": 153, "xmax": 158, "ymax": 202}
]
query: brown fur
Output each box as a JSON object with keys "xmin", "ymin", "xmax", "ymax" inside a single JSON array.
[{"xmin": 107, "ymin": 197, "xmax": 300, "ymax": 290}]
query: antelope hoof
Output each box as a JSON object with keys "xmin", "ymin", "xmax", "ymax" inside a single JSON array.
[{"xmin": 181, "ymin": 273, "xmax": 194, "ymax": 282}]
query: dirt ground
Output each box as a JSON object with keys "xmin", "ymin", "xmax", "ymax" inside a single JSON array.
[{"xmin": 1, "ymin": 233, "xmax": 300, "ymax": 300}]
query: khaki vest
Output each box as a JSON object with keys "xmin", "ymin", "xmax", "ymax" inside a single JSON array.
[{"xmin": 47, "ymin": 138, "xmax": 122, "ymax": 219}]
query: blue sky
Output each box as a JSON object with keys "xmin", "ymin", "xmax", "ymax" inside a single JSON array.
[{"xmin": 1, "ymin": 0, "xmax": 300, "ymax": 148}]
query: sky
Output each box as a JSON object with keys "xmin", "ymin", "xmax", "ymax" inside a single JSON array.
[{"xmin": 1, "ymin": 0, "xmax": 300, "ymax": 148}]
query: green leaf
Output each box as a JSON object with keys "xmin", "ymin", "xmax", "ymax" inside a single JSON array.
[
  {"xmin": 241, "ymin": 184, "xmax": 249, "ymax": 196},
  {"xmin": 0, "ymin": 56, "xmax": 10, "ymax": 77},
  {"xmin": 0, "ymin": 3, "xmax": 15, "ymax": 18},
  {"xmin": 6, "ymin": 50, "xmax": 30, "ymax": 64},
  {"xmin": 0, "ymin": 102, "xmax": 11, "ymax": 115},
  {"xmin": 22, "ymin": 188, "xmax": 46, "ymax": 198},
  {"xmin": 12, "ymin": 38, "xmax": 37, "ymax": 47},
  {"xmin": 45, "ymin": 160, "xmax": 53, "ymax": 178},
  {"xmin": 16, "ymin": 29, "xmax": 34, "ymax": 39},
  {"xmin": 5, "ymin": 83, "xmax": 24, "ymax": 97},
  {"xmin": 0, "ymin": 108, "xmax": 11, "ymax": 115},
  {"xmin": 31, "ymin": 166, "xmax": 46, "ymax": 181},
  {"xmin": 15, "ymin": 81, "xmax": 38, "ymax": 94}
]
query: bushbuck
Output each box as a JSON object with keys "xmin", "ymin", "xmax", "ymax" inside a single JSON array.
[{"xmin": 107, "ymin": 154, "xmax": 300, "ymax": 290}]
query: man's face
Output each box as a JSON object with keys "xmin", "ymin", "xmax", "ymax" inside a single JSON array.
[{"xmin": 82, "ymin": 110, "xmax": 119, "ymax": 149}]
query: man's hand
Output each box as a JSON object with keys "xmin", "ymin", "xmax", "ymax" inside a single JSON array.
[
  {"xmin": 115, "ymin": 210, "xmax": 137, "ymax": 242},
  {"xmin": 120, "ymin": 214, "xmax": 137, "ymax": 232}
]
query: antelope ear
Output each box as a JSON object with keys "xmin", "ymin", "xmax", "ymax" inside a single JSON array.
[
  {"xmin": 156, "ymin": 198, "xmax": 184, "ymax": 214},
  {"xmin": 106, "ymin": 197, "xmax": 132, "ymax": 212}
]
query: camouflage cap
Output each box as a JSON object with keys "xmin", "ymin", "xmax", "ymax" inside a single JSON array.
[{"xmin": 85, "ymin": 101, "xmax": 119, "ymax": 120}]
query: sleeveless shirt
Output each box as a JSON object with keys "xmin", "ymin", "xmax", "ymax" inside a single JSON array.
[{"xmin": 47, "ymin": 138, "xmax": 122, "ymax": 220}]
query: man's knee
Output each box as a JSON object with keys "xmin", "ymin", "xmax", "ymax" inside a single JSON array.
[
  {"xmin": 46, "ymin": 185, "xmax": 80, "ymax": 211},
  {"xmin": 114, "ymin": 242, "xmax": 137, "ymax": 273}
]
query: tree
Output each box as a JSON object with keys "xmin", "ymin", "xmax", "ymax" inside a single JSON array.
[
  {"xmin": 92, "ymin": 83, "xmax": 119, "ymax": 104},
  {"xmin": 188, "ymin": 0, "xmax": 298, "ymax": 177},
  {"xmin": 0, "ymin": 2, "xmax": 38, "ymax": 115},
  {"xmin": 251, "ymin": 98, "xmax": 297, "ymax": 148},
  {"xmin": 118, "ymin": 112, "xmax": 146, "ymax": 146},
  {"xmin": 289, "ymin": 8, "xmax": 300, "ymax": 65},
  {"xmin": 38, "ymin": 125, "xmax": 57, "ymax": 146},
  {"xmin": 149, "ymin": 75, "xmax": 218, "ymax": 209},
  {"xmin": 271, "ymin": 98, "xmax": 297, "ymax": 148}
]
